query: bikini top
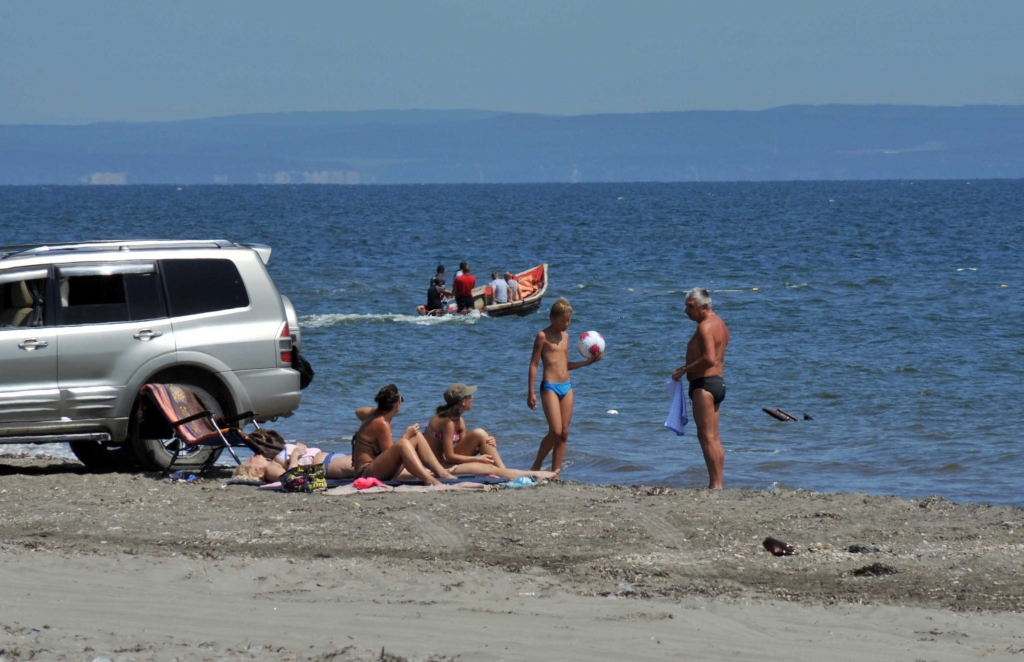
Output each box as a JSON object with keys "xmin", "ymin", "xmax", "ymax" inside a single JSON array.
[
  {"xmin": 351, "ymin": 432, "xmax": 381, "ymax": 457},
  {"xmin": 351, "ymin": 417, "xmax": 383, "ymax": 458},
  {"xmin": 425, "ymin": 422, "xmax": 460, "ymax": 445},
  {"xmin": 275, "ymin": 443, "xmax": 322, "ymax": 466}
]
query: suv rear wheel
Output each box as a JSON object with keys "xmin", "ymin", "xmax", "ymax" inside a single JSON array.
[{"xmin": 130, "ymin": 381, "xmax": 225, "ymax": 472}]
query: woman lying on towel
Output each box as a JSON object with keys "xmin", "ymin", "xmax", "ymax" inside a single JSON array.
[
  {"xmin": 350, "ymin": 384, "xmax": 454, "ymax": 487},
  {"xmin": 233, "ymin": 440, "xmax": 355, "ymax": 483},
  {"xmin": 358, "ymin": 383, "xmax": 559, "ymax": 481}
]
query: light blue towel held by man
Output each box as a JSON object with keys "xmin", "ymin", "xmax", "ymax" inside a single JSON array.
[{"xmin": 664, "ymin": 379, "xmax": 688, "ymax": 435}]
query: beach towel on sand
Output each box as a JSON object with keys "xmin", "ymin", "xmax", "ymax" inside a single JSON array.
[
  {"xmin": 324, "ymin": 482, "xmax": 492, "ymax": 496},
  {"xmin": 664, "ymin": 379, "xmax": 688, "ymax": 435},
  {"xmin": 254, "ymin": 474, "xmax": 510, "ymax": 491}
]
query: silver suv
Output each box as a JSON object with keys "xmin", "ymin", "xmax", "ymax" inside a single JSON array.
[{"xmin": 0, "ymin": 239, "xmax": 303, "ymax": 471}]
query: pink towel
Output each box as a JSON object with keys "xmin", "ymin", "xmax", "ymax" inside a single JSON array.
[{"xmin": 353, "ymin": 476, "xmax": 385, "ymax": 490}]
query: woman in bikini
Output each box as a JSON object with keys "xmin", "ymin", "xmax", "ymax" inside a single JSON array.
[
  {"xmin": 351, "ymin": 384, "xmax": 453, "ymax": 486},
  {"xmin": 424, "ymin": 383, "xmax": 504, "ymax": 467},
  {"xmin": 420, "ymin": 383, "xmax": 560, "ymax": 480}
]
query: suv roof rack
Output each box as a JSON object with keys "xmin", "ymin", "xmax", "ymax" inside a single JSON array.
[{"xmin": 0, "ymin": 239, "xmax": 235, "ymax": 261}]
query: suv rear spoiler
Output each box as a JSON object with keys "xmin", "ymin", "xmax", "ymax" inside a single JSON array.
[{"xmin": 240, "ymin": 243, "xmax": 272, "ymax": 264}]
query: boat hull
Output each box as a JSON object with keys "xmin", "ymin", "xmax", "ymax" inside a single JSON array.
[{"xmin": 478, "ymin": 264, "xmax": 548, "ymax": 317}]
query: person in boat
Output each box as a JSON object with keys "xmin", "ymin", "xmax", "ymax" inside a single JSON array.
[
  {"xmin": 433, "ymin": 264, "xmax": 447, "ymax": 288},
  {"xmin": 233, "ymin": 442, "xmax": 355, "ymax": 483},
  {"xmin": 422, "ymin": 383, "xmax": 560, "ymax": 480},
  {"xmin": 505, "ymin": 272, "xmax": 520, "ymax": 302},
  {"xmin": 452, "ymin": 263, "xmax": 476, "ymax": 313},
  {"xmin": 423, "ymin": 276, "xmax": 449, "ymax": 314},
  {"xmin": 351, "ymin": 385, "xmax": 454, "ymax": 486},
  {"xmin": 489, "ymin": 271, "xmax": 509, "ymax": 305}
]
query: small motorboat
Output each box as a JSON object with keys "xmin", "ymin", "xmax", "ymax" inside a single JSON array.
[{"xmin": 416, "ymin": 264, "xmax": 548, "ymax": 317}]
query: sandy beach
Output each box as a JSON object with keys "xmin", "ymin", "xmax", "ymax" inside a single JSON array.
[{"xmin": 2, "ymin": 453, "xmax": 1023, "ymax": 661}]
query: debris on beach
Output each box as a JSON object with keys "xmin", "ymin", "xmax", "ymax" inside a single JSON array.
[
  {"xmin": 630, "ymin": 485, "xmax": 677, "ymax": 497},
  {"xmin": 763, "ymin": 536, "xmax": 797, "ymax": 556},
  {"xmin": 851, "ymin": 562, "xmax": 898, "ymax": 577},
  {"xmin": 847, "ymin": 544, "xmax": 881, "ymax": 554}
]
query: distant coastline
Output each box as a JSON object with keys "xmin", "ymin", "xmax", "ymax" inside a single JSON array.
[{"xmin": 2, "ymin": 105, "xmax": 1024, "ymax": 185}]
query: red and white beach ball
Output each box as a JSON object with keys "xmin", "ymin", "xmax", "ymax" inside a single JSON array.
[{"xmin": 577, "ymin": 330, "xmax": 606, "ymax": 359}]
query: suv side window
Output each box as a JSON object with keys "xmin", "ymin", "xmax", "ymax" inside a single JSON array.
[
  {"xmin": 0, "ymin": 268, "xmax": 49, "ymax": 328},
  {"xmin": 162, "ymin": 259, "xmax": 249, "ymax": 317},
  {"xmin": 55, "ymin": 263, "xmax": 165, "ymax": 325}
]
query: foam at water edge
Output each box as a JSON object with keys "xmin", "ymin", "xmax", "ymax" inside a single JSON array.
[{"xmin": 299, "ymin": 311, "xmax": 481, "ymax": 329}]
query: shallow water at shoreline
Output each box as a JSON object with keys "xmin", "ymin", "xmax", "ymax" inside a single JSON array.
[{"xmin": 2, "ymin": 181, "xmax": 1022, "ymax": 505}]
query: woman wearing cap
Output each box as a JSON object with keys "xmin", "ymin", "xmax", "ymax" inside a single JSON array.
[{"xmin": 423, "ymin": 383, "xmax": 505, "ymax": 468}]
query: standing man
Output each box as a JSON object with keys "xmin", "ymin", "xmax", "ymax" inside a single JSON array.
[
  {"xmin": 489, "ymin": 271, "xmax": 509, "ymax": 304},
  {"xmin": 671, "ymin": 288, "xmax": 729, "ymax": 489},
  {"xmin": 453, "ymin": 263, "xmax": 476, "ymax": 313}
]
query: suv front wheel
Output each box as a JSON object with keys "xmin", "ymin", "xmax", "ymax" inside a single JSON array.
[{"xmin": 130, "ymin": 381, "xmax": 225, "ymax": 472}]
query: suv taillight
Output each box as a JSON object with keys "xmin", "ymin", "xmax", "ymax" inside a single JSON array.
[{"xmin": 279, "ymin": 323, "xmax": 292, "ymax": 363}]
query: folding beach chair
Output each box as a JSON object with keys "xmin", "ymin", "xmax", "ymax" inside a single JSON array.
[{"xmin": 139, "ymin": 383, "xmax": 261, "ymax": 473}]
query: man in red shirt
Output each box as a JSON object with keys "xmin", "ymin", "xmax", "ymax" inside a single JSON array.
[{"xmin": 453, "ymin": 263, "xmax": 477, "ymax": 313}]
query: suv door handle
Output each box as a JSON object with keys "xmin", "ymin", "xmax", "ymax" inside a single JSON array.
[
  {"xmin": 17, "ymin": 339, "xmax": 48, "ymax": 351},
  {"xmin": 133, "ymin": 329, "xmax": 163, "ymax": 341}
]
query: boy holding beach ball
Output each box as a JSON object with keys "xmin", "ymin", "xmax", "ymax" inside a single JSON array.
[{"xmin": 527, "ymin": 297, "xmax": 604, "ymax": 472}]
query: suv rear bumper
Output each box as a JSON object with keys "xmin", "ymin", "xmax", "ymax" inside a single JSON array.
[{"xmin": 231, "ymin": 367, "xmax": 301, "ymax": 421}]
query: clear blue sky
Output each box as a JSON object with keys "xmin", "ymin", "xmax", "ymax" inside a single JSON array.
[{"xmin": 2, "ymin": 0, "xmax": 1023, "ymax": 125}]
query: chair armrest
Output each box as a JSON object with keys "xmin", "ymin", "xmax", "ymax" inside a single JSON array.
[
  {"xmin": 171, "ymin": 410, "xmax": 213, "ymax": 426},
  {"xmin": 223, "ymin": 411, "xmax": 256, "ymax": 425}
]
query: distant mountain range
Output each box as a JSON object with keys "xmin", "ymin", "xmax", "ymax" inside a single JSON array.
[{"xmin": 2, "ymin": 105, "xmax": 1024, "ymax": 184}]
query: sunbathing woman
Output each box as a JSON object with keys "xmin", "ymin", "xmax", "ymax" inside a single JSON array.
[
  {"xmin": 420, "ymin": 383, "xmax": 559, "ymax": 480},
  {"xmin": 234, "ymin": 440, "xmax": 354, "ymax": 483},
  {"xmin": 351, "ymin": 384, "xmax": 454, "ymax": 486},
  {"xmin": 355, "ymin": 387, "xmax": 558, "ymax": 481}
]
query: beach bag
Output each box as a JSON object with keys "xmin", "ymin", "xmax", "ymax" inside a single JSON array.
[{"xmin": 280, "ymin": 463, "xmax": 328, "ymax": 492}]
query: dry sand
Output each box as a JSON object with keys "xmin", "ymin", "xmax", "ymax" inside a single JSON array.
[{"xmin": 2, "ymin": 453, "xmax": 1024, "ymax": 661}]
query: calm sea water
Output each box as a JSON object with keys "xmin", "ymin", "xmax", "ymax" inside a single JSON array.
[{"xmin": 2, "ymin": 182, "xmax": 1022, "ymax": 505}]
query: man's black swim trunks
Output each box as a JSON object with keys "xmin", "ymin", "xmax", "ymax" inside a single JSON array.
[{"xmin": 688, "ymin": 376, "xmax": 726, "ymax": 405}]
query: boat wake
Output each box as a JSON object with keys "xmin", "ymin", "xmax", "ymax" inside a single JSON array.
[{"xmin": 300, "ymin": 311, "xmax": 483, "ymax": 329}]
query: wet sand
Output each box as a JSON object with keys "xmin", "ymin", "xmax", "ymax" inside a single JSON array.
[{"xmin": 2, "ymin": 453, "xmax": 1023, "ymax": 661}]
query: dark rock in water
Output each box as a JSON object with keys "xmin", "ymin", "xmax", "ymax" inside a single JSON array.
[
  {"xmin": 848, "ymin": 544, "xmax": 881, "ymax": 554},
  {"xmin": 763, "ymin": 536, "xmax": 797, "ymax": 556},
  {"xmin": 803, "ymin": 412, "xmax": 813, "ymax": 420},
  {"xmin": 851, "ymin": 562, "xmax": 898, "ymax": 577}
]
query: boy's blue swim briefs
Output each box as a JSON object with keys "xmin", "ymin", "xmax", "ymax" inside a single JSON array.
[{"xmin": 541, "ymin": 381, "xmax": 572, "ymax": 399}]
